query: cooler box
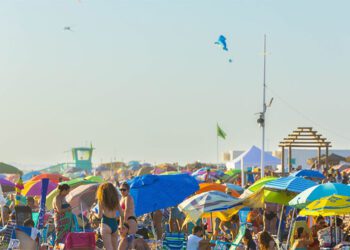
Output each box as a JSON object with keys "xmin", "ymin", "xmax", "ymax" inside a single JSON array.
[{"xmin": 64, "ymin": 232, "xmax": 96, "ymax": 250}]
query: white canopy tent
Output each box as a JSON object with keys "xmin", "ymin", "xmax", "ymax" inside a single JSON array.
[{"xmin": 226, "ymin": 145, "xmax": 281, "ymax": 186}]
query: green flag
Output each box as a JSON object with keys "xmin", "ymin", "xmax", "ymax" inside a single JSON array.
[{"xmin": 217, "ymin": 124, "xmax": 227, "ymax": 139}]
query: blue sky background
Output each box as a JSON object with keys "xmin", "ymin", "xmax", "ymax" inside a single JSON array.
[{"xmin": 0, "ymin": 0, "xmax": 349, "ymax": 167}]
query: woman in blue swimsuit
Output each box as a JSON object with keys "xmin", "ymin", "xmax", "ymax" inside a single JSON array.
[{"xmin": 96, "ymin": 182, "xmax": 122, "ymax": 250}]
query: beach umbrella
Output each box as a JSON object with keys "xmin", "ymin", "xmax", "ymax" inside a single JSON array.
[
  {"xmin": 66, "ymin": 183, "xmax": 99, "ymax": 215},
  {"xmin": 289, "ymin": 183, "xmax": 350, "ymax": 209},
  {"xmin": 224, "ymin": 183, "xmax": 244, "ymax": 193},
  {"xmin": 31, "ymin": 173, "xmax": 69, "ymax": 184},
  {"xmin": 178, "ymin": 191, "xmax": 241, "ymax": 222},
  {"xmin": 196, "ymin": 183, "xmax": 240, "ymax": 197},
  {"xmin": 0, "ymin": 178, "xmax": 15, "ymax": 192},
  {"xmin": 300, "ymin": 194, "xmax": 350, "ymax": 216},
  {"xmin": 84, "ymin": 176, "xmax": 103, "ymax": 183},
  {"xmin": 22, "ymin": 180, "xmax": 57, "ymax": 196},
  {"xmin": 129, "ymin": 165, "xmax": 141, "ymax": 171},
  {"xmin": 290, "ymin": 170, "xmax": 325, "ymax": 179},
  {"xmin": 22, "ymin": 171, "xmax": 41, "ymax": 182},
  {"xmin": 264, "ymin": 176, "xmax": 317, "ymax": 193},
  {"xmin": 242, "ymin": 187, "xmax": 297, "ymax": 207},
  {"xmin": 247, "ymin": 176, "xmax": 277, "ymax": 192},
  {"xmin": 136, "ymin": 166, "xmax": 153, "ymax": 176},
  {"xmin": 46, "ymin": 177, "xmax": 97, "ymax": 210},
  {"xmin": 128, "ymin": 174, "xmax": 199, "ymax": 216},
  {"xmin": 0, "ymin": 162, "xmax": 22, "ymax": 175}
]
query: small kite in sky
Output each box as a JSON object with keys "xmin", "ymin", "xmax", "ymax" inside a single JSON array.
[
  {"xmin": 215, "ymin": 35, "xmax": 228, "ymax": 51},
  {"xmin": 64, "ymin": 26, "xmax": 73, "ymax": 32},
  {"xmin": 214, "ymin": 35, "xmax": 232, "ymax": 63}
]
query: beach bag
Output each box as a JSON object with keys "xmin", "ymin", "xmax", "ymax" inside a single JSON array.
[{"xmin": 64, "ymin": 232, "xmax": 95, "ymax": 250}]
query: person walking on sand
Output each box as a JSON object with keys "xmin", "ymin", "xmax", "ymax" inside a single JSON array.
[{"xmin": 96, "ymin": 182, "xmax": 122, "ymax": 250}]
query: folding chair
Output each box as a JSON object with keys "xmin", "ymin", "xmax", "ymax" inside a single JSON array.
[{"xmin": 162, "ymin": 232, "xmax": 186, "ymax": 250}]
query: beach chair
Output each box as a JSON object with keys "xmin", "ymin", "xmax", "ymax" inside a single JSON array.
[
  {"xmin": 210, "ymin": 240, "xmax": 240, "ymax": 250},
  {"xmin": 289, "ymin": 216, "xmax": 310, "ymax": 248},
  {"xmin": 228, "ymin": 208, "xmax": 250, "ymax": 250},
  {"xmin": 162, "ymin": 232, "xmax": 186, "ymax": 250},
  {"xmin": 64, "ymin": 232, "xmax": 96, "ymax": 250}
]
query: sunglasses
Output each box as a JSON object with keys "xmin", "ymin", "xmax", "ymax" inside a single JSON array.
[{"xmin": 120, "ymin": 189, "xmax": 128, "ymax": 192}]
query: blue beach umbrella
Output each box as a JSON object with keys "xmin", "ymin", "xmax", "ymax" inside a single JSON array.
[
  {"xmin": 264, "ymin": 176, "xmax": 317, "ymax": 194},
  {"xmin": 290, "ymin": 170, "xmax": 325, "ymax": 179},
  {"xmin": 22, "ymin": 171, "xmax": 41, "ymax": 182},
  {"xmin": 128, "ymin": 174, "xmax": 199, "ymax": 216},
  {"xmin": 289, "ymin": 182, "xmax": 350, "ymax": 209}
]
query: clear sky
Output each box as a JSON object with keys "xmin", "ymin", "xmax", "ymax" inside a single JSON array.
[{"xmin": 0, "ymin": 0, "xmax": 350, "ymax": 168}]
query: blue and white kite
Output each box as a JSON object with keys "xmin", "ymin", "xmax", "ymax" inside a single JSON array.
[
  {"xmin": 215, "ymin": 35, "xmax": 228, "ymax": 51},
  {"xmin": 214, "ymin": 35, "xmax": 232, "ymax": 63}
]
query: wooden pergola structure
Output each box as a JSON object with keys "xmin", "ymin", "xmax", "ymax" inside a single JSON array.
[{"xmin": 279, "ymin": 127, "xmax": 331, "ymax": 176}]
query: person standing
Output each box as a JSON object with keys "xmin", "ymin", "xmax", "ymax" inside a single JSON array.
[
  {"xmin": 52, "ymin": 184, "xmax": 72, "ymax": 247},
  {"xmin": 96, "ymin": 182, "xmax": 122, "ymax": 250},
  {"xmin": 120, "ymin": 183, "xmax": 137, "ymax": 245}
]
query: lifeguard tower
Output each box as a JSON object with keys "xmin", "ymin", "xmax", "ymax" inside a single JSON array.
[
  {"xmin": 71, "ymin": 147, "xmax": 93, "ymax": 171},
  {"xmin": 42, "ymin": 146, "xmax": 94, "ymax": 174}
]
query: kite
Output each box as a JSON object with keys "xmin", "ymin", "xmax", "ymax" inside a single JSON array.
[
  {"xmin": 214, "ymin": 35, "xmax": 233, "ymax": 63},
  {"xmin": 64, "ymin": 26, "xmax": 73, "ymax": 32},
  {"xmin": 215, "ymin": 35, "xmax": 228, "ymax": 51}
]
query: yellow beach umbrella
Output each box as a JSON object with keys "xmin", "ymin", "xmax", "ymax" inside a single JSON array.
[
  {"xmin": 300, "ymin": 194, "xmax": 350, "ymax": 216},
  {"xmin": 242, "ymin": 187, "xmax": 296, "ymax": 208}
]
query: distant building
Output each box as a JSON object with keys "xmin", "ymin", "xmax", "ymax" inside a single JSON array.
[{"xmin": 223, "ymin": 148, "xmax": 350, "ymax": 169}]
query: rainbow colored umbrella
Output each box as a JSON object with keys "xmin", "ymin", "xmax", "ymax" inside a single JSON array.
[
  {"xmin": 23, "ymin": 180, "xmax": 57, "ymax": 196},
  {"xmin": 31, "ymin": 173, "xmax": 69, "ymax": 184}
]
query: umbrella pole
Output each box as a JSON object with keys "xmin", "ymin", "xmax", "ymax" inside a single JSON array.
[
  {"xmin": 150, "ymin": 214, "xmax": 157, "ymax": 241},
  {"xmin": 80, "ymin": 202, "xmax": 85, "ymax": 232},
  {"xmin": 210, "ymin": 212, "xmax": 213, "ymax": 237},
  {"xmin": 286, "ymin": 208, "xmax": 296, "ymax": 250},
  {"xmin": 241, "ymin": 159, "xmax": 244, "ymax": 188},
  {"xmin": 277, "ymin": 205, "xmax": 284, "ymax": 247},
  {"xmin": 335, "ymin": 216, "xmax": 338, "ymax": 245}
]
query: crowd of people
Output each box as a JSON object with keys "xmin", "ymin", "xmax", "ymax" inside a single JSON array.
[{"xmin": 1, "ymin": 164, "xmax": 350, "ymax": 250}]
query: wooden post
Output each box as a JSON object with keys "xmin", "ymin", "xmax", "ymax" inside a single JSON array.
[
  {"xmin": 326, "ymin": 146, "xmax": 329, "ymax": 170},
  {"xmin": 281, "ymin": 146, "xmax": 285, "ymax": 177},
  {"xmin": 318, "ymin": 147, "xmax": 322, "ymax": 169},
  {"xmin": 289, "ymin": 146, "xmax": 292, "ymax": 173}
]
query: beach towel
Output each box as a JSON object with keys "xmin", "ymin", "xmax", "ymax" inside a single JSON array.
[{"xmin": 54, "ymin": 211, "xmax": 73, "ymax": 244}]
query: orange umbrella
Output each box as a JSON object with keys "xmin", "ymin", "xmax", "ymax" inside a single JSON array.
[
  {"xmin": 196, "ymin": 183, "xmax": 240, "ymax": 197},
  {"xmin": 31, "ymin": 173, "xmax": 69, "ymax": 184}
]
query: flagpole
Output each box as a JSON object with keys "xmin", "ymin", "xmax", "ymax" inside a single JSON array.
[
  {"xmin": 261, "ymin": 34, "xmax": 267, "ymax": 179},
  {"xmin": 216, "ymin": 123, "xmax": 219, "ymax": 163},
  {"xmin": 217, "ymin": 134, "xmax": 219, "ymax": 164}
]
